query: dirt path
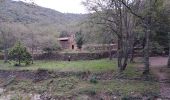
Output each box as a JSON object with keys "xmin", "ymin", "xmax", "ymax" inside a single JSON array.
[{"xmin": 149, "ymin": 57, "xmax": 170, "ymax": 99}]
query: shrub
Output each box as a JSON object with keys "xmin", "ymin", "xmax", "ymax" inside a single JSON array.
[
  {"xmin": 59, "ymin": 31, "xmax": 69, "ymax": 38},
  {"xmin": 9, "ymin": 41, "xmax": 32, "ymax": 66},
  {"xmin": 43, "ymin": 43, "xmax": 61, "ymax": 54},
  {"xmin": 90, "ymin": 76, "xmax": 98, "ymax": 84}
]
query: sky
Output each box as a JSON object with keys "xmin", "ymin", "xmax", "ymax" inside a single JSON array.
[{"xmin": 16, "ymin": 0, "xmax": 88, "ymax": 14}]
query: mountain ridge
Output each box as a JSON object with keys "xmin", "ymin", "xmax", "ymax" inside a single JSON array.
[{"xmin": 0, "ymin": 0, "xmax": 88, "ymax": 30}]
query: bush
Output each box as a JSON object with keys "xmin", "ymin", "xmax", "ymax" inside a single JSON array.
[
  {"xmin": 9, "ymin": 41, "xmax": 32, "ymax": 66},
  {"xmin": 59, "ymin": 31, "xmax": 69, "ymax": 38},
  {"xmin": 90, "ymin": 76, "xmax": 98, "ymax": 84},
  {"xmin": 43, "ymin": 43, "xmax": 61, "ymax": 54}
]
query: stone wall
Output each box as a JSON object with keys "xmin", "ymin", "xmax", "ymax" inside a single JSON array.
[
  {"xmin": 0, "ymin": 55, "xmax": 3, "ymax": 60},
  {"xmin": 34, "ymin": 51, "xmax": 116, "ymax": 61},
  {"xmin": 83, "ymin": 44, "xmax": 117, "ymax": 52}
]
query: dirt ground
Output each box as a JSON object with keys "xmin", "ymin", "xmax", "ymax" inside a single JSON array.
[
  {"xmin": 149, "ymin": 57, "xmax": 170, "ymax": 99},
  {"xmin": 150, "ymin": 57, "xmax": 168, "ymax": 67}
]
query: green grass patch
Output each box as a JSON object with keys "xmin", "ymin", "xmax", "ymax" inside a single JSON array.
[
  {"xmin": 0, "ymin": 59, "xmax": 148, "ymax": 78},
  {"xmin": 0, "ymin": 59, "xmax": 117, "ymax": 72}
]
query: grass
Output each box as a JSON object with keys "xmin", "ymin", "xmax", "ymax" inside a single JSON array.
[
  {"xmin": 0, "ymin": 59, "xmax": 146, "ymax": 79},
  {"xmin": 0, "ymin": 59, "xmax": 143, "ymax": 78},
  {"xmin": 0, "ymin": 59, "xmax": 160, "ymax": 99},
  {"xmin": 0, "ymin": 59, "xmax": 117, "ymax": 72}
]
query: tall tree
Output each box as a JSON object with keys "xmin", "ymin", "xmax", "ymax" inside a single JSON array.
[
  {"xmin": 120, "ymin": 0, "xmax": 164, "ymax": 74},
  {"xmin": 75, "ymin": 30, "xmax": 84, "ymax": 50},
  {"xmin": 168, "ymin": 32, "xmax": 170, "ymax": 68},
  {"xmin": 83, "ymin": 0, "xmax": 138, "ymax": 72}
]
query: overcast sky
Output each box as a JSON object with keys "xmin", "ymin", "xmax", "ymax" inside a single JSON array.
[{"xmin": 16, "ymin": 0, "xmax": 88, "ymax": 14}]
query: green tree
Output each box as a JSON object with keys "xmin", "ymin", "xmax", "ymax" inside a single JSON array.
[
  {"xmin": 75, "ymin": 30, "xmax": 84, "ymax": 50},
  {"xmin": 9, "ymin": 41, "xmax": 32, "ymax": 66},
  {"xmin": 59, "ymin": 31, "xmax": 69, "ymax": 38}
]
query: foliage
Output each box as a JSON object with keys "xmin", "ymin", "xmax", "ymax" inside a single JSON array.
[
  {"xmin": 75, "ymin": 30, "xmax": 84, "ymax": 49},
  {"xmin": 8, "ymin": 41, "xmax": 32, "ymax": 66},
  {"xmin": 59, "ymin": 31, "xmax": 69, "ymax": 38},
  {"xmin": 90, "ymin": 76, "xmax": 98, "ymax": 84},
  {"xmin": 150, "ymin": 42, "xmax": 164, "ymax": 54},
  {"xmin": 42, "ymin": 42, "xmax": 61, "ymax": 54}
]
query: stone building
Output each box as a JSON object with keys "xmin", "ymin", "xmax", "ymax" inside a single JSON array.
[{"xmin": 58, "ymin": 34, "xmax": 77, "ymax": 50}]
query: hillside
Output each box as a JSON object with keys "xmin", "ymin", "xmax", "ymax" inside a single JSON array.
[
  {"xmin": 0, "ymin": 0, "xmax": 87, "ymax": 31},
  {"xmin": 0, "ymin": 0, "xmax": 90, "ymax": 50}
]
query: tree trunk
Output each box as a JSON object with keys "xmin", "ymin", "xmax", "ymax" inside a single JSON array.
[
  {"xmin": 30, "ymin": 32, "xmax": 35, "ymax": 64},
  {"xmin": 3, "ymin": 45, "xmax": 8, "ymax": 63},
  {"xmin": 117, "ymin": 39, "xmax": 122, "ymax": 68},
  {"xmin": 31, "ymin": 43, "xmax": 34, "ymax": 64},
  {"xmin": 167, "ymin": 32, "xmax": 170, "ymax": 68},
  {"xmin": 109, "ymin": 44, "xmax": 113, "ymax": 60},
  {"xmin": 143, "ymin": 29, "xmax": 150, "ymax": 74},
  {"xmin": 18, "ymin": 56, "xmax": 21, "ymax": 66},
  {"xmin": 122, "ymin": 45, "xmax": 130, "ymax": 71},
  {"xmin": 2, "ymin": 32, "xmax": 8, "ymax": 63},
  {"xmin": 31, "ymin": 47, "xmax": 34, "ymax": 64},
  {"xmin": 118, "ymin": 38, "xmax": 124, "ymax": 72},
  {"xmin": 130, "ymin": 39, "xmax": 135, "ymax": 63},
  {"xmin": 130, "ymin": 46, "xmax": 134, "ymax": 63},
  {"xmin": 122, "ymin": 54, "xmax": 128, "ymax": 71}
]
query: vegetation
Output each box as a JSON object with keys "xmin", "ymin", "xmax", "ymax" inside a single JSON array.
[
  {"xmin": 8, "ymin": 41, "xmax": 32, "ymax": 66},
  {"xmin": 75, "ymin": 30, "xmax": 84, "ymax": 50},
  {"xmin": 42, "ymin": 42, "xmax": 61, "ymax": 54},
  {"xmin": 0, "ymin": 0, "xmax": 170, "ymax": 99},
  {"xmin": 0, "ymin": 59, "xmax": 116, "ymax": 71},
  {"xmin": 0, "ymin": 59, "xmax": 153, "ymax": 79},
  {"xmin": 83, "ymin": 0, "xmax": 170, "ymax": 73},
  {"xmin": 0, "ymin": 77, "xmax": 159, "ymax": 99},
  {"xmin": 59, "ymin": 31, "xmax": 70, "ymax": 38},
  {"xmin": 0, "ymin": 0, "xmax": 89, "ymax": 57},
  {"xmin": 0, "ymin": 59, "xmax": 159, "ymax": 99}
]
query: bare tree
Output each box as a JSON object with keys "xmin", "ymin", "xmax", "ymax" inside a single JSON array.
[
  {"xmin": 120, "ymin": 0, "xmax": 162, "ymax": 74},
  {"xmin": 0, "ymin": 23, "xmax": 16, "ymax": 63},
  {"xmin": 168, "ymin": 32, "xmax": 170, "ymax": 68},
  {"xmin": 83, "ymin": 0, "xmax": 138, "ymax": 72},
  {"xmin": 0, "ymin": 31, "xmax": 8, "ymax": 63}
]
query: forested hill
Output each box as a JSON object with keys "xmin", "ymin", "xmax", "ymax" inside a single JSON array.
[
  {"xmin": 0, "ymin": 0, "xmax": 91, "ymax": 50},
  {"xmin": 0, "ymin": 0, "xmax": 87, "ymax": 29}
]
